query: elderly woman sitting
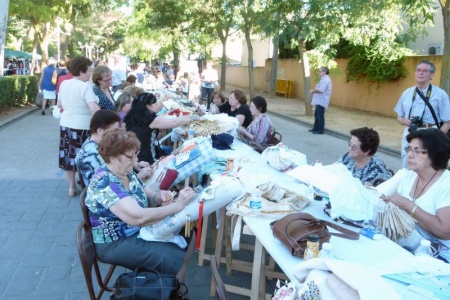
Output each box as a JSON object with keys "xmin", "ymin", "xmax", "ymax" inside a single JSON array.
[
  {"xmin": 237, "ymin": 96, "xmax": 274, "ymax": 146},
  {"xmin": 338, "ymin": 127, "xmax": 392, "ymax": 186},
  {"xmin": 86, "ymin": 128, "xmax": 197, "ymax": 284},
  {"xmin": 75, "ymin": 110, "xmax": 152, "ymax": 187},
  {"xmin": 381, "ymin": 128, "xmax": 450, "ymax": 262}
]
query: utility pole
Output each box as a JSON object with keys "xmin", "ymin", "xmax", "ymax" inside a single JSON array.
[{"xmin": 0, "ymin": 0, "xmax": 10, "ymax": 78}]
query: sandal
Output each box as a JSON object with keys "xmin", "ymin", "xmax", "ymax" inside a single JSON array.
[{"xmin": 69, "ymin": 188, "xmax": 80, "ymax": 198}]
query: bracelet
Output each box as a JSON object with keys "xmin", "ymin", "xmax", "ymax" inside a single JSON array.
[
  {"xmin": 190, "ymin": 114, "xmax": 196, "ymax": 122},
  {"xmin": 411, "ymin": 205, "xmax": 418, "ymax": 216}
]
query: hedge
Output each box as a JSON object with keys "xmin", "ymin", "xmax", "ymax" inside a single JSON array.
[{"xmin": 0, "ymin": 75, "xmax": 39, "ymax": 112}]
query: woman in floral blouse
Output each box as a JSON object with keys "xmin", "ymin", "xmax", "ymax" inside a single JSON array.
[{"xmin": 338, "ymin": 127, "xmax": 392, "ymax": 186}]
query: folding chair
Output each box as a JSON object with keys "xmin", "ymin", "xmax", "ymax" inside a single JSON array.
[{"xmin": 76, "ymin": 220, "xmax": 116, "ymax": 300}]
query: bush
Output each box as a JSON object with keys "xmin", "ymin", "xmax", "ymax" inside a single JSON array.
[{"xmin": 0, "ymin": 75, "xmax": 38, "ymax": 112}]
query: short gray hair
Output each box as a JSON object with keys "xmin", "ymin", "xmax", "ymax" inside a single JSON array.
[{"xmin": 417, "ymin": 60, "xmax": 435, "ymax": 74}]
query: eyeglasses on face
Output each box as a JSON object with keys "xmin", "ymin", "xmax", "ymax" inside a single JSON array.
[
  {"xmin": 100, "ymin": 76, "xmax": 114, "ymax": 82},
  {"xmin": 404, "ymin": 147, "xmax": 428, "ymax": 156},
  {"xmin": 123, "ymin": 150, "xmax": 140, "ymax": 161},
  {"xmin": 415, "ymin": 68, "xmax": 430, "ymax": 73},
  {"xmin": 348, "ymin": 141, "xmax": 360, "ymax": 151}
]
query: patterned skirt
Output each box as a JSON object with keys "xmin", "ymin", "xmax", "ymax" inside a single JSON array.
[{"xmin": 59, "ymin": 126, "xmax": 90, "ymax": 171}]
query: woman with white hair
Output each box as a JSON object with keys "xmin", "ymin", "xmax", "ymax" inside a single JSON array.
[{"xmin": 37, "ymin": 57, "xmax": 57, "ymax": 115}]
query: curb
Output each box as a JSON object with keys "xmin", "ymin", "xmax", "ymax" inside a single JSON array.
[
  {"xmin": 0, "ymin": 106, "xmax": 40, "ymax": 130},
  {"xmin": 268, "ymin": 110, "xmax": 401, "ymax": 158}
]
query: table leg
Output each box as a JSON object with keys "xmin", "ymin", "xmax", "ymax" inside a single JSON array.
[
  {"xmin": 250, "ymin": 237, "xmax": 264, "ymax": 300},
  {"xmin": 210, "ymin": 207, "xmax": 226, "ymax": 297}
]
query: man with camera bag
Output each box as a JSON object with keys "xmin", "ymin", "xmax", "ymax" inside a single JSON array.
[{"xmin": 394, "ymin": 60, "xmax": 450, "ymax": 168}]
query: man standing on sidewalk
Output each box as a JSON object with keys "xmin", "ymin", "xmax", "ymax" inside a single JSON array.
[
  {"xmin": 394, "ymin": 60, "xmax": 450, "ymax": 168},
  {"xmin": 309, "ymin": 67, "xmax": 332, "ymax": 134},
  {"xmin": 111, "ymin": 55, "xmax": 126, "ymax": 93}
]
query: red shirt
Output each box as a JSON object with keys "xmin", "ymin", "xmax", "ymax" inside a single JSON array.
[{"xmin": 56, "ymin": 73, "xmax": 73, "ymax": 94}]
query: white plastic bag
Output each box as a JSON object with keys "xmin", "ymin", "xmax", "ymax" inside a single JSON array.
[
  {"xmin": 261, "ymin": 143, "xmax": 307, "ymax": 172},
  {"xmin": 51, "ymin": 106, "xmax": 61, "ymax": 119}
]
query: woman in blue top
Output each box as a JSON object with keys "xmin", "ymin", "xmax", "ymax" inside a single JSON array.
[
  {"xmin": 338, "ymin": 127, "xmax": 392, "ymax": 186},
  {"xmin": 92, "ymin": 65, "xmax": 116, "ymax": 110},
  {"xmin": 37, "ymin": 57, "xmax": 57, "ymax": 115}
]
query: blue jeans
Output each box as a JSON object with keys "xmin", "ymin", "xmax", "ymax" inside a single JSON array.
[
  {"xmin": 312, "ymin": 105, "xmax": 325, "ymax": 133},
  {"xmin": 201, "ymin": 87, "xmax": 214, "ymax": 109}
]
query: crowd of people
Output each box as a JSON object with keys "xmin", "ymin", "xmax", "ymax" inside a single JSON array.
[{"xmin": 46, "ymin": 54, "xmax": 450, "ymax": 295}]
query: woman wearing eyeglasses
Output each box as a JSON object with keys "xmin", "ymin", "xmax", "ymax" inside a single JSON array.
[
  {"xmin": 381, "ymin": 128, "xmax": 450, "ymax": 262},
  {"xmin": 85, "ymin": 128, "xmax": 197, "ymax": 288},
  {"xmin": 92, "ymin": 65, "xmax": 116, "ymax": 110},
  {"xmin": 338, "ymin": 127, "xmax": 392, "ymax": 186}
]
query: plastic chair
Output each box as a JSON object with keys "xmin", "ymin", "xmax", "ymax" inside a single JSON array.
[
  {"xmin": 76, "ymin": 220, "xmax": 116, "ymax": 300},
  {"xmin": 210, "ymin": 255, "xmax": 229, "ymax": 300}
]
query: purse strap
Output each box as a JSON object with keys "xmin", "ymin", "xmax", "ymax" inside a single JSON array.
[{"xmin": 282, "ymin": 214, "xmax": 359, "ymax": 255}]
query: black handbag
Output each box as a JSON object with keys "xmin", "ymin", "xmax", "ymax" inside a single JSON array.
[{"xmin": 110, "ymin": 267, "xmax": 187, "ymax": 300}]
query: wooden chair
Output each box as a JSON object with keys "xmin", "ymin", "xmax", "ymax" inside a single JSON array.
[
  {"xmin": 210, "ymin": 255, "xmax": 229, "ymax": 300},
  {"xmin": 80, "ymin": 188, "xmax": 90, "ymax": 229},
  {"xmin": 240, "ymin": 130, "xmax": 283, "ymax": 154},
  {"xmin": 76, "ymin": 220, "xmax": 116, "ymax": 300}
]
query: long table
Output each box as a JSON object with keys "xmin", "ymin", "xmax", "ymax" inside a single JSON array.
[{"xmin": 212, "ymin": 139, "xmax": 413, "ymax": 299}]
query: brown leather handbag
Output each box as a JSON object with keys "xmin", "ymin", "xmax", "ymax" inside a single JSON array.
[{"xmin": 271, "ymin": 212, "xmax": 360, "ymax": 257}]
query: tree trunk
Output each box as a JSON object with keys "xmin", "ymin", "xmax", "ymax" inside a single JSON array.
[
  {"xmin": 269, "ymin": 35, "xmax": 279, "ymax": 97},
  {"xmin": 31, "ymin": 23, "xmax": 40, "ymax": 75},
  {"xmin": 298, "ymin": 38, "xmax": 313, "ymax": 116},
  {"xmin": 440, "ymin": 1, "xmax": 450, "ymax": 95},
  {"xmin": 220, "ymin": 36, "xmax": 227, "ymax": 91},
  {"xmin": 0, "ymin": 0, "xmax": 10, "ymax": 78},
  {"xmin": 244, "ymin": 28, "xmax": 254, "ymax": 99}
]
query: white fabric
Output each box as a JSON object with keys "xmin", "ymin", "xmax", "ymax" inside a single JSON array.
[
  {"xmin": 59, "ymin": 79, "xmax": 99, "ymax": 130},
  {"xmin": 262, "ymin": 144, "xmax": 308, "ymax": 172},
  {"xmin": 200, "ymin": 113, "xmax": 239, "ymax": 137},
  {"xmin": 292, "ymin": 258, "xmax": 403, "ymax": 300},
  {"xmin": 286, "ymin": 164, "xmax": 344, "ymax": 194},
  {"xmin": 139, "ymin": 176, "xmax": 243, "ymax": 240}
]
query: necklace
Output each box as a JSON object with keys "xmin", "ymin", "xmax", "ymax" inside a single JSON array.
[{"xmin": 413, "ymin": 170, "xmax": 439, "ymax": 202}]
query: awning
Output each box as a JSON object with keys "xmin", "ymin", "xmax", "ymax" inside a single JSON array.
[{"xmin": 4, "ymin": 49, "xmax": 41, "ymax": 59}]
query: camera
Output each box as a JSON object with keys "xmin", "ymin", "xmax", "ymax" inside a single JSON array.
[{"xmin": 408, "ymin": 116, "xmax": 423, "ymax": 132}]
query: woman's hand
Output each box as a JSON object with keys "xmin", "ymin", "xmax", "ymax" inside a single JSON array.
[
  {"xmin": 174, "ymin": 187, "xmax": 197, "ymax": 210},
  {"xmin": 158, "ymin": 190, "xmax": 174, "ymax": 206},
  {"xmin": 137, "ymin": 167, "xmax": 153, "ymax": 180},
  {"xmin": 134, "ymin": 161, "xmax": 150, "ymax": 171},
  {"xmin": 380, "ymin": 192, "xmax": 415, "ymax": 211}
]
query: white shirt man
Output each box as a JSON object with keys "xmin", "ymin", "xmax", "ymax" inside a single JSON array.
[{"xmin": 394, "ymin": 60, "xmax": 450, "ymax": 168}]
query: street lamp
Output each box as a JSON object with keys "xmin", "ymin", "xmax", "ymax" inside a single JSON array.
[
  {"xmin": 78, "ymin": 41, "xmax": 90, "ymax": 58},
  {"xmin": 55, "ymin": 18, "xmax": 70, "ymax": 61},
  {"xmin": 94, "ymin": 46, "xmax": 104, "ymax": 60}
]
